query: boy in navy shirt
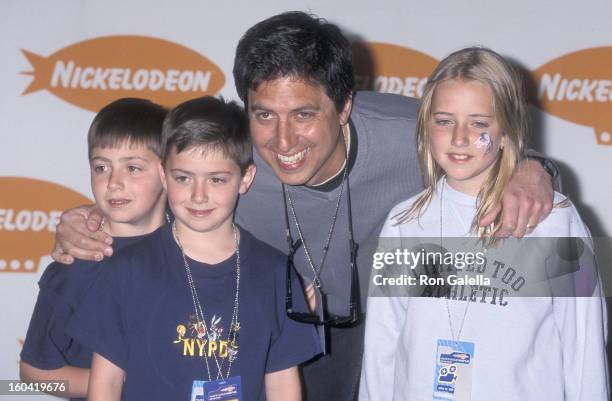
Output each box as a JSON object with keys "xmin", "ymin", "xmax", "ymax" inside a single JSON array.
[
  {"xmin": 66, "ymin": 97, "xmax": 321, "ymax": 401},
  {"xmin": 20, "ymin": 98, "xmax": 168, "ymax": 400}
]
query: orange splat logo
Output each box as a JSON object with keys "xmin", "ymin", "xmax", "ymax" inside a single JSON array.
[
  {"xmin": 532, "ymin": 47, "xmax": 612, "ymax": 145},
  {"xmin": 0, "ymin": 177, "xmax": 91, "ymax": 273},
  {"xmin": 20, "ymin": 35, "xmax": 225, "ymax": 112},
  {"xmin": 352, "ymin": 42, "xmax": 438, "ymax": 98}
]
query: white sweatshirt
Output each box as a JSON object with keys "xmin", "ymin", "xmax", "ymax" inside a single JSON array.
[{"xmin": 360, "ymin": 180, "xmax": 608, "ymax": 401}]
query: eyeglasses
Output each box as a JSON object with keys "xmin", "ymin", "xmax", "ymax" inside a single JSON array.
[
  {"xmin": 285, "ymin": 238, "xmax": 361, "ymax": 326},
  {"xmin": 283, "ymin": 177, "xmax": 361, "ymax": 327}
]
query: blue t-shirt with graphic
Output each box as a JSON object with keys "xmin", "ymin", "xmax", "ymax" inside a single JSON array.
[{"xmin": 66, "ymin": 224, "xmax": 321, "ymax": 401}]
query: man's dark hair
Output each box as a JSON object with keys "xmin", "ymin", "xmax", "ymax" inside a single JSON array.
[
  {"xmin": 161, "ymin": 96, "xmax": 252, "ymax": 174},
  {"xmin": 88, "ymin": 98, "xmax": 167, "ymax": 159},
  {"xmin": 233, "ymin": 11, "xmax": 354, "ymax": 111}
]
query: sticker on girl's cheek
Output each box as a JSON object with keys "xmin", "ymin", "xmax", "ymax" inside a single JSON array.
[{"xmin": 474, "ymin": 132, "xmax": 493, "ymax": 154}]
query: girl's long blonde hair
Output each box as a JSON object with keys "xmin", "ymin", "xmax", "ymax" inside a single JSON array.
[{"xmin": 394, "ymin": 47, "xmax": 529, "ymax": 246}]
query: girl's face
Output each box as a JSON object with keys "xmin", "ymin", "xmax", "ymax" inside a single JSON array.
[{"xmin": 429, "ymin": 79, "xmax": 505, "ymax": 196}]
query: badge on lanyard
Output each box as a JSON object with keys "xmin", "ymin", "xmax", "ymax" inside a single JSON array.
[
  {"xmin": 190, "ymin": 376, "xmax": 242, "ymax": 401},
  {"xmin": 433, "ymin": 339, "xmax": 474, "ymax": 401}
]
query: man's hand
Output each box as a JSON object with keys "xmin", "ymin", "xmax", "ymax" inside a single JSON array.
[
  {"xmin": 479, "ymin": 159, "xmax": 554, "ymax": 238},
  {"xmin": 51, "ymin": 205, "xmax": 113, "ymax": 264}
]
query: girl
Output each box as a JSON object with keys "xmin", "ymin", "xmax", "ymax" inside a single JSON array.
[{"xmin": 359, "ymin": 47, "xmax": 608, "ymax": 401}]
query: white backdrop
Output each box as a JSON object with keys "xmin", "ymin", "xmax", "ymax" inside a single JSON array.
[{"xmin": 1, "ymin": 1, "xmax": 611, "ymax": 398}]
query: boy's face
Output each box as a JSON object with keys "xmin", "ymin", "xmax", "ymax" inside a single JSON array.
[
  {"xmin": 161, "ymin": 146, "xmax": 256, "ymax": 239},
  {"xmin": 90, "ymin": 144, "xmax": 165, "ymax": 236},
  {"xmin": 247, "ymin": 76, "xmax": 352, "ymax": 187}
]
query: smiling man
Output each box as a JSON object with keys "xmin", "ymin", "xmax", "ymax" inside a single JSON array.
[
  {"xmin": 229, "ymin": 11, "xmax": 555, "ymax": 401},
  {"xmin": 246, "ymin": 77, "xmax": 352, "ymax": 187},
  {"xmin": 52, "ymin": 11, "xmax": 555, "ymax": 401}
]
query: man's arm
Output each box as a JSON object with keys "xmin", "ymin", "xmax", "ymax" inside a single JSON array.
[
  {"xmin": 19, "ymin": 361, "xmax": 89, "ymax": 398},
  {"xmin": 87, "ymin": 353, "xmax": 124, "ymax": 401},
  {"xmin": 523, "ymin": 150, "xmax": 561, "ymax": 192},
  {"xmin": 265, "ymin": 366, "xmax": 301, "ymax": 401},
  {"xmin": 51, "ymin": 205, "xmax": 113, "ymax": 264},
  {"xmin": 480, "ymin": 158, "xmax": 554, "ymax": 238}
]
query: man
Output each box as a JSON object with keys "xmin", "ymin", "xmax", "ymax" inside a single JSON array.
[{"xmin": 53, "ymin": 11, "xmax": 555, "ymax": 401}]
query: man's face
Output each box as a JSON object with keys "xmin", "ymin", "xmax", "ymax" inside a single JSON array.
[{"xmin": 247, "ymin": 77, "xmax": 352, "ymax": 186}]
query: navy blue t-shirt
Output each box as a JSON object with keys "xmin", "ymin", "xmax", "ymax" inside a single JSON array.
[
  {"xmin": 20, "ymin": 235, "xmax": 145, "ymax": 401},
  {"xmin": 66, "ymin": 224, "xmax": 321, "ymax": 401}
]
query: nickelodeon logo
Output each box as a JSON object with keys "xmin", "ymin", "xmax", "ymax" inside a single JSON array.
[
  {"xmin": 0, "ymin": 177, "xmax": 91, "ymax": 273},
  {"xmin": 352, "ymin": 42, "xmax": 438, "ymax": 98},
  {"xmin": 532, "ymin": 47, "xmax": 612, "ymax": 145},
  {"xmin": 20, "ymin": 35, "xmax": 225, "ymax": 112}
]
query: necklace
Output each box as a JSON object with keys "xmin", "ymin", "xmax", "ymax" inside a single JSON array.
[
  {"xmin": 440, "ymin": 178, "xmax": 470, "ymax": 341},
  {"xmin": 284, "ymin": 160, "xmax": 348, "ymax": 288},
  {"xmin": 172, "ymin": 222, "xmax": 241, "ymax": 381}
]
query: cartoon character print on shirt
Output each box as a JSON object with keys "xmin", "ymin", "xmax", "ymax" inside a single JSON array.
[{"xmin": 172, "ymin": 314, "xmax": 240, "ymax": 362}]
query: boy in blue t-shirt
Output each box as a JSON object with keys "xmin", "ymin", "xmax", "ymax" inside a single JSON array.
[
  {"xmin": 65, "ymin": 97, "xmax": 321, "ymax": 401},
  {"xmin": 19, "ymin": 98, "xmax": 168, "ymax": 400}
]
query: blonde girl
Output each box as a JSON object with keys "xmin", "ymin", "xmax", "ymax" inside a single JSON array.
[{"xmin": 360, "ymin": 47, "xmax": 607, "ymax": 401}]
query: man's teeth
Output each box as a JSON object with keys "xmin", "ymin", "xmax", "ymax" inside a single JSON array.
[{"xmin": 277, "ymin": 149, "xmax": 307, "ymax": 164}]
